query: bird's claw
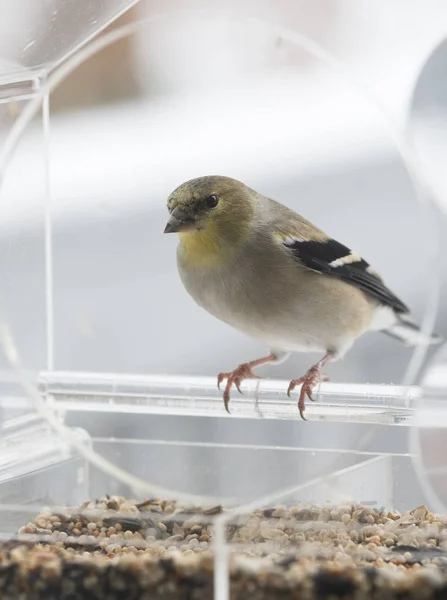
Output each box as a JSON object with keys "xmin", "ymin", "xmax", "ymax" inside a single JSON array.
[
  {"xmin": 217, "ymin": 373, "xmax": 225, "ymax": 391},
  {"xmin": 217, "ymin": 364, "xmax": 262, "ymax": 413},
  {"xmin": 287, "ymin": 366, "xmax": 329, "ymax": 420},
  {"xmin": 234, "ymin": 378, "xmax": 243, "ymax": 395},
  {"xmin": 287, "ymin": 377, "xmax": 304, "ymax": 398}
]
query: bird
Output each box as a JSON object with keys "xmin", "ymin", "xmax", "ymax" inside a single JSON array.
[{"xmin": 164, "ymin": 175, "xmax": 441, "ymax": 419}]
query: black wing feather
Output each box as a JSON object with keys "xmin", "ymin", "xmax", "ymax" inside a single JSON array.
[{"xmin": 284, "ymin": 238, "xmax": 409, "ymax": 314}]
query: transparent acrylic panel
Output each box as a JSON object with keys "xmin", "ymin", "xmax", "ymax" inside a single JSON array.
[
  {"xmin": 0, "ymin": 99, "xmax": 48, "ymax": 439},
  {"xmin": 407, "ymin": 35, "xmax": 447, "ymax": 218},
  {"xmin": 19, "ymin": 377, "xmax": 428, "ymax": 509},
  {"xmin": 406, "ymin": 32, "xmax": 447, "ymax": 527},
  {"xmin": 411, "ymin": 342, "xmax": 447, "ymax": 516},
  {"xmin": 0, "ymin": 448, "xmax": 443, "ymax": 598},
  {"xmin": 221, "ymin": 455, "xmax": 447, "ymax": 599},
  {"xmin": 0, "ymin": 107, "xmax": 47, "ymax": 372},
  {"xmin": 0, "ymin": 0, "xmax": 139, "ymax": 88},
  {"xmin": 39, "ymin": 371, "xmax": 416, "ymax": 424}
]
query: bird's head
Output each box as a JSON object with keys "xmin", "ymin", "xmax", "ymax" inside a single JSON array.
[
  {"xmin": 165, "ymin": 175, "xmax": 256, "ymax": 266},
  {"xmin": 164, "ymin": 175, "xmax": 255, "ymax": 263}
]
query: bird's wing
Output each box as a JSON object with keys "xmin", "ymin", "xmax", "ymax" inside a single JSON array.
[{"xmin": 273, "ymin": 218, "xmax": 409, "ymax": 314}]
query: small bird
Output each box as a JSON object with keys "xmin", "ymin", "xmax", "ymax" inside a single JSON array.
[{"xmin": 164, "ymin": 175, "xmax": 441, "ymax": 419}]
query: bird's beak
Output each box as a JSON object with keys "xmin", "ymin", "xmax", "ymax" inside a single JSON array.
[
  {"xmin": 163, "ymin": 207, "xmax": 194, "ymax": 233},
  {"xmin": 164, "ymin": 213, "xmax": 182, "ymax": 234}
]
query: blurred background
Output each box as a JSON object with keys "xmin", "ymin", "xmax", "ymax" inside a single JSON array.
[
  {"xmin": 0, "ymin": 0, "xmax": 446, "ymax": 502},
  {"xmin": 0, "ymin": 0, "xmax": 446, "ymax": 380}
]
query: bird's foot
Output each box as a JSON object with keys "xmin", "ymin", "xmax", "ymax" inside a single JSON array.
[
  {"xmin": 287, "ymin": 364, "xmax": 330, "ymax": 420},
  {"xmin": 217, "ymin": 363, "xmax": 262, "ymax": 413}
]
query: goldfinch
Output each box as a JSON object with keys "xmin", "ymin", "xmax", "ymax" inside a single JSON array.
[{"xmin": 164, "ymin": 175, "xmax": 441, "ymax": 419}]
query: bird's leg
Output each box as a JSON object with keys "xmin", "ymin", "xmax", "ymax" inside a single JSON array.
[
  {"xmin": 287, "ymin": 352, "xmax": 333, "ymax": 420},
  {"xmin": 217, "ymin": 354, "xmax": 277, "ymax": 413}
]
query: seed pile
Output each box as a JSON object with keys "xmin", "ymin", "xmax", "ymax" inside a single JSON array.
[{"xmin": 0, "ymin": 497, "xmax": 447, "ymax": 599}]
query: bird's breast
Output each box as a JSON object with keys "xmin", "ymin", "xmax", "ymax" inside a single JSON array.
[
  {"xmin": 176, "ymin": 243, "xmax": 374, "ymax": 355},
  {"xmin": 176, "ymin": 250, "xmax": 249, "ymax": 326}
]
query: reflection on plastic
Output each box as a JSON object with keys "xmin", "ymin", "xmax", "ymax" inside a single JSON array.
[{"xmin": 411, "ymin": 342, "xmax": 447, "ymax": 514}]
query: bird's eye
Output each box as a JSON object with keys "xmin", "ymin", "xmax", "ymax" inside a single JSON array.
[{"xmin": 206, "ymin": 194, "xmax": 219, "ymax": 209}]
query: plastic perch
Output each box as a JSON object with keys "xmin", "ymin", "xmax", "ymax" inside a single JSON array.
[{"xmin": 37, "ymin": 371, "xmax": 417, "ymax": 425}]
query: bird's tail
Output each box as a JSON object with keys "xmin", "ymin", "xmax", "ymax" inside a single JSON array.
[{"xmin": 383, "ymin": 314, "xmax": 443, "ymax": 347}]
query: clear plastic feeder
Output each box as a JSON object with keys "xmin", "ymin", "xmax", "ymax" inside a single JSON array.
[
  {"xmin": 406, "ymin": 34, "xmax": 447, "ymax": 218},
  {"xmin": 0, "ymin": 4, "xmax": 445, "ymax": 599},
  {"xmin": 406, "ymin": 34, "xmax": 447, "ymax": 519},
  {"xmin": 412, "ymin": 343, "xmax": 447, "ymax": 515}
]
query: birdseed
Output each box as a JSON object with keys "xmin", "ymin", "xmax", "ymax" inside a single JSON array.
[{"xmin": 0, "ymin": 497, "xmax": 446, "ymax": 598}]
